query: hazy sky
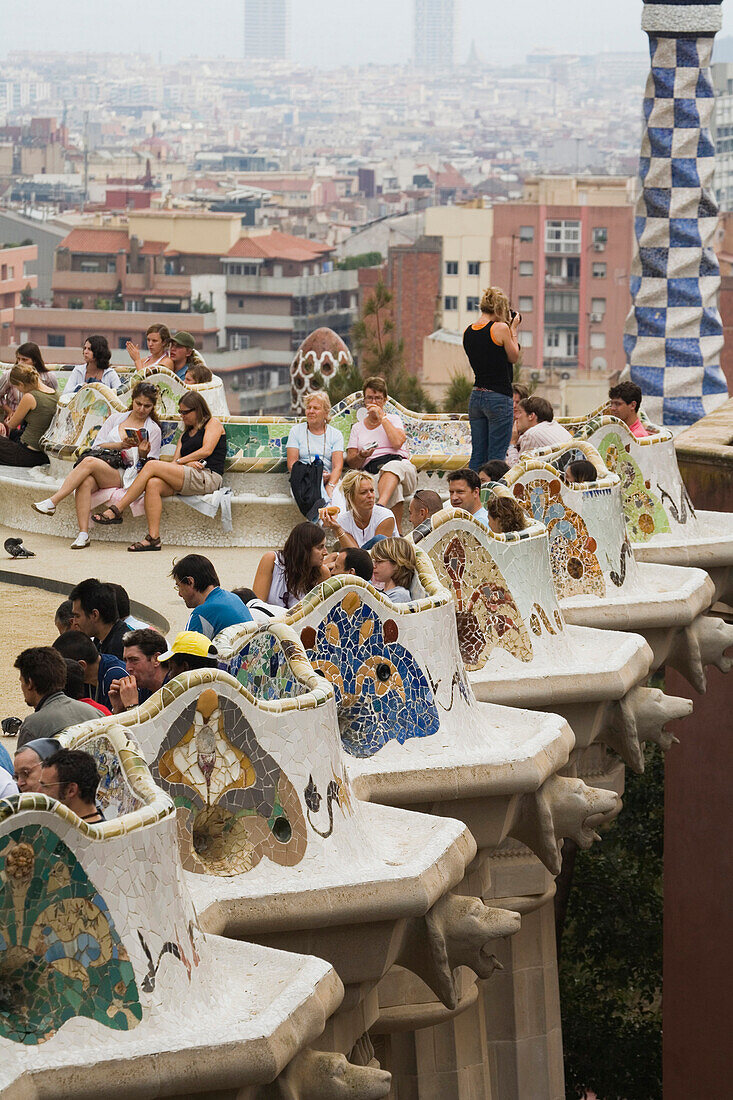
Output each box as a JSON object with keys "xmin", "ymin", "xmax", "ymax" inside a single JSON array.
[{"xmin": 1, "ymin": 0, "xmax": 733, "ymax": 67}]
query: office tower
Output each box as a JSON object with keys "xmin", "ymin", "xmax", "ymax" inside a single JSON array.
[
  {"xmin": 414, "ymin": 0, "xmax": 455, "ymax": 69},
  {"xmin": 244, "ymin": 0, "xmax": 291, "ymax": 61}
]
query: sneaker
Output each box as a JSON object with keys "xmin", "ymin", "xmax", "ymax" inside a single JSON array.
[
  {"xmin": 33, "ymin": 499, "xmax": 56, "ymax": 515},
  {"xmin": 71, "ymin": 532, "xmax": 90, "ymax": 550}
]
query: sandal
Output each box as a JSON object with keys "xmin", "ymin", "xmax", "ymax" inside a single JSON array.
[
  {"xmin": 128, "ymin": 534, "xmax": 161, "ymax": 552},
  {"xmin": 92, "ymin": 504, "xmax": 123, "ymax": 525}
]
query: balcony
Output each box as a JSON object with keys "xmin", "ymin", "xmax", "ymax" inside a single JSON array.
[
  {"xmin": 544, "ymin": 312, "xmax": 579, "ymax": 327},
  {"xmin": 544, "ymin": 275, "xmax": 580, "ymax": 289},
  {"xmin": 223, "ymin": 269, "xmax": 359, "ymax": 296}
]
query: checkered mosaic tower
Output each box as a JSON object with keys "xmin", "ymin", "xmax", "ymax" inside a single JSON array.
[{"xmin": 624, "ymin": 0, "xmax": 729, "ymax": 427}]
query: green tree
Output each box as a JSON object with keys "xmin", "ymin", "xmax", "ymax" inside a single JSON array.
[
  {"xmin": 443, "ymin": 372, "xmax": 473, "ymax": 413},
  {"xmin": 559, "ymin": 744, "xmax": 663, "ymax": 1099},
  {"xmin": 191, "ymin": 292, "xmax": 215, "ymax": 314},
  {"xmin": 336, "ymin": 251, "xmax": 383, "ymax": 270},
  {"xmin": 20, "ymin": 283, "xmax": 33, "ymax": 307}
]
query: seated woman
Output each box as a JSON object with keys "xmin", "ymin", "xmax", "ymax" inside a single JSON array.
[
  {"xmin": 321, "ymin": 468, "xmax": 398, "ymax": 549},
  {"xmin": 565, "ymin": 459, "xmax": 598, "ymax": 485},
  {"xmin": 126, "ymin": 323, "xmax": 174, "ymax": 374},
  {"xmin": 0, "ymin": 343, "xmax": 58, "ymax": 425},
  {"xmin": 184, "ymin": 361, "xmax": 213, "ymax": 384},
  {"xmin": 370, "ymin": 537, "xmax": 417, "ymax": 604},
  {"xmin": 345, "ymin": 375, "xmax": 417, "ymax": 533},
  {"xmin": 287, "ymin": 390, "xmax": 344, "ymax": 519},
  {"xmin": 33, "ymin": 381, "xmax": 161, "ymax": 549},
  {"xmin": 66, "ymin": 334, "xmax": 121, "ymax": 393},
  {"xmin": 252, "ymin": 521, "xmax": 330, "ymax": 610},
  {"xmin": 486, "ymin": 494, "xmax": 527, "ymax": 535},
  {"xmin": 91, "ymin": 391, "xmax": 226, "ymax": 552},
  {"xmin": 0, "ymin": 361, "xmax": 58, "ymax": 467}
]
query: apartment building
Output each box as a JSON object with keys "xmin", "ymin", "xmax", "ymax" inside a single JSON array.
[
  {"xmin": 712, "ymin": 62, "xmax": 733, "ymax": 211},
  {"xmin": 0, "ymin": 244, "xmax": 37, "ymax": 339},
  {"xmin": 424, "ymin": 205, "xmax": 494, "ymax": 334},
  {"xmin": 490, "ymin": 177, "xmax": 634, "ymax": 378},
  {"xmin": 387, "ymin": 236, "xmax": 442, "ymax": 377},
  {"xmin": 244, "ymin": 0, "xmax": 291, "ymax": 60},
  {"xmin": 414, "ymin": 0, "xmax": 455, "ymax": 68}
]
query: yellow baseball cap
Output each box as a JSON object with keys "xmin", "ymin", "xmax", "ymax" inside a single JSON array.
[{"xmin": 158, "ymin": 631, "xmax": 217, "ymax": 662}]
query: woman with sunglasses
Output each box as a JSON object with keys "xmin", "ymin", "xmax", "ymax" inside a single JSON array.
[
  {"xmin": 90, "ymin": 391, "xmax": 226, "ymax": 552},
  {"xmin": 33, "ymin": 382, "xmax": 162, "ymax": 549}
]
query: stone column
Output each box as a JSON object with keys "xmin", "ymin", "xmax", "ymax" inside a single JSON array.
[{"xmin": 624, "ymin": 0, "xmax": 728, "ymax": 427}]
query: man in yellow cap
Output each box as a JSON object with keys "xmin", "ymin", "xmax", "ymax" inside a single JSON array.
[{"xmin": 158, "ymin": 631, "xmax": 220, "ymax": 679}]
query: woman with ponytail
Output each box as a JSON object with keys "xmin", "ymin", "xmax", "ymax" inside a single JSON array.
[
  {"xmin": 0, "ymin": 361, "xmax": 58, "ymax": 466},
  {"xmin": 462, "ymin": 286, "xmax": 521, "ymax": 469}
]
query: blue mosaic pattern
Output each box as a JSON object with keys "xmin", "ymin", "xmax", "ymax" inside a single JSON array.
[
  {"xmin": 625, "ymin": 22, "xmax": 728, "ymax": 426},
  {"xmin": 301, "ymin": 595, "xmax": 440, "ymax": 758},
  {"xmin": 223, "ymin": 633, "xmax": 308, "ymax": 701}
]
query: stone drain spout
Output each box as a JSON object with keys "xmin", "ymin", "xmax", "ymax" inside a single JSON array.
[
  {"xmin": 668, "ymin": 615, "xmax": 733, "ymax": 695},
  {"xmin": 509, "ymin": 775, "xmax": 619, "ymax": 877},
  {"xmin": 604, "ymin": 685, "xmax": 693, "ymax": 773},
  {"xmin": 266, "ymin": 1049, "xmax": 392, "ymax": 1100}
]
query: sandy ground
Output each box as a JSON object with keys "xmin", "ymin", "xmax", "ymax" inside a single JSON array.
[{"xmin": 0, "ymin": 581, "xmax": 63, "ymax": 749}]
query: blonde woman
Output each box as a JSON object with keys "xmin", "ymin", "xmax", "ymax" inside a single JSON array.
[
  {"xmin": 370, "ymin": 537, "xmax": 416, "ymax": 604},
  {"xmin": 286, "ymin": 390, "xmax": 344, "ymax": 519},
  {"xmin": 126, "ymin": 323, "xmax": 174, "ymax": 373},
  {"xmin": 0, "ymin": 362, "xmax": 58, "ymax": 466},
  {"xmin": 462, "ymin": 286, "xmax": 521, "ymax": 469},
  {"xmin": 321, "ymin": 469, "xmax": 397, "ymax": 549}
]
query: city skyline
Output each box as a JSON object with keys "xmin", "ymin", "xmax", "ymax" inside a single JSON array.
[{"xmin": 3, "ymin": 0, "xmax": 733, "ymax": 68}]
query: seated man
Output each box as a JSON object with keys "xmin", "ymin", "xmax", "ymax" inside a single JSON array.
[
  {"xmin": 232, "ymin": 587, "xmax": 283, "ymax": 624},
  {"xmin": 40, "ymin": 748, "xmax": 105, "ymax": 824},
  {"xmin": 53, "ymin": 631, "xmax": 127, "ymax": 713},
  {"xmin": 62, "ymin": 658, "xmax": 111, "ymax": 715},
  {"xmin": 409, "ymin": 488, "xmax": 444, "ymax": 543},
  {"xmin": 54, "ymin": 599, "xmax": 74, "ymax": 635},
  {"xmin": 109, "ymin": 583, "xmax": 149, "ymax": 631},
  {"xmin": 328, "ymin": 547, "xmax": 374, "ymax": 581},
  {"xmin": 172, "ymin": 554, "xmax": 252, "ymax": 640},
  {"xmin": 608, "ymin": 382, "xmax": 650, "ymax": 438},
  {"xmin": 479, "ymin": 460, "xmax": 510, "ymax": 484},
  {"xmin": 107, "ymin": 628, "xmax": 168, "ymax": 713},
  {"xmin": 69, "ymin": 578, "xmax": 129, "ymax": 658},
  {"xmin": 345, "ymin": 376, "xmax": 418, "ymax": 533},
  {"xmin": 13, "ymin": 738, "xmax": 60, "ymax": 793},
  {"xmin": 169, "ymin": 331, "xmax": 199, "ymax": 382},
  {"xmin": 158, "ymin": 631, "xmax": 220, "ymax": 677},
  {"xmin": 447, "ymin": 468, "xmax": 489, "ymax": 526},
  {"xmin": 566, "ymin": 459, "xmax": 599, "ymax": 485},
  {"xmin": 507, "ymin": 396, "xmax": 573, "ymax": 464},
  {"xmin": 14, "ymin": 647, "xmax": 100, "ymax": 748}
]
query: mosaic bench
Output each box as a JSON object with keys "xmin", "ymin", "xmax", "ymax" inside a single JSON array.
[
  {"xmin": 505, "ymin": 442, "xmax": 732, "ymax": 695},
  {"xmin": 0, "ymin": 730, "xmax": 347, "ymax": 1099},
  {"xmin": 415, "ymin": 504, "xmax": 690, "ymax": 775}
]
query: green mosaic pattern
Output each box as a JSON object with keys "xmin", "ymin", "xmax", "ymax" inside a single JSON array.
[
  {"xmin": 0, "ymin": 824, "xmax": 142, "ymax": 1044},
  {"xmin": 596, "ymin": 431, "xmax": 670, "ymax": 541}
]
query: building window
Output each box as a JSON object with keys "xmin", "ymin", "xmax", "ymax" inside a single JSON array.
[
  {"xmin": 80, "ymin": 261, "xmax": 101, "ymax": 272},
  {"xmin": 592, "ymin": 227, "xmax": 608, "ymax": 244},
  {"xmin": 545, "ymin": 219, "xmax": 581, "ymax": 254},
  {"xmin": 47, "ymin": 334, "xmax": 65, "ymax": 347},
  {"xmin": 590, "ymin": 332, "xmax": 606, "ymax": 349},
  {"xmin": 445, "ymin": 261, "xmax": 458, "ymax": 276},
  {"xmin": 466, "ymin": 296, "xmax": 479, "ymax": 312},
  {"xmin": 467, "ymin": 261, "xmax": 481, "ymax": 276},
  {"xmin": 23, "ymin": 261, "xmax": 31, "ymax": 277},
  {"xmin": 590, "ymin": 297, "xmax": 607, "ymax": 320},
  {"xmin": 545, "ymin": 291, "xmax": 579, "ymax": 314},
  {"xmin": 566, "ymin": 332, "xmax": 578, "ymax": 357},
  {"xmin": 521, "ymin": 330, "xmax": 533, "ymax": 347},
  {"xmin": 519, "ymin": 261, "xmax": 534, "ymax": 276},
  {"xmin": 238, "ymin": 298, "xmax": 244, "ymax": 308},
  {"xmin": 518, "ymin": 296, "xmax": 533, "ymax": 312},
  {"xmin": 545, "ymin": 331, "xmax": 560, "ymax": 349},
  {"xmin": 229, "ymin": 333, "xmax": 250, "ymax": 350},
  {"xmin": 592, "ymin": 262, "xmax": 607, "ymax": 278},
  {"xmin": 118, "ymin": 337, "xmax": 132, "ymax": 350},
  {"xmin": 519, "ymin": 226, "xmax": 534, "ymax": 242},
  {"xmin": 444, "ymin": 296, "xmax": 458, "ymax": 311}
]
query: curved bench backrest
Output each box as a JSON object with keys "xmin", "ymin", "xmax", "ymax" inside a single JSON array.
[
  {"xmin": 417, "ymin": 505, "xmax": 566, "ymax": 670},
  {"xmin": 504, "ymin": 442, "xmax": 641, "ymax": 599}
]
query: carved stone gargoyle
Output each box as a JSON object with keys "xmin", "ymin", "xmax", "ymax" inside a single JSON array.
[
  {"xmin": 602, "ymin": 684, "xmax": 692, "ymax": 773},
  {"xmin": 394, "ymin": 892, "xmax": 521, "ymax": 1011},
  {"xmin": 260, "ymin": 1048, "xmax": 392, "ymax": 1100},
  {"xmin": 666, "ymin": 614, "xmax": 733, "ymax": 695},
  {"xmin": 509, "ymin": 774, "xmax": 619, "ymax": 877}
]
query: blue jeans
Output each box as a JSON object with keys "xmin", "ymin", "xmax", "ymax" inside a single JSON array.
[{"xmin": 468, "ymin": 389, "xmax": 513, "ymax": 469}]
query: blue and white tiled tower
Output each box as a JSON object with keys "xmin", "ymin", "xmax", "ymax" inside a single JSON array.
[{"xmin": 624, "ymin": 0, "xmax": 729, "ymax": 427}]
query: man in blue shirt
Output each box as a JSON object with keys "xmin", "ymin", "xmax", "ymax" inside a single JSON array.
[
  {"xmin": 447, "ymin": 468, "xmax": 489, "ymax": 527},
  {"xmin": 171, "ymin": 554, "xmax": 252, "ymax": 640}
]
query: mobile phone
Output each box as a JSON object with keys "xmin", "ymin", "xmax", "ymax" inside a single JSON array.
[{"xmin": 364, "ymin": 442, "xmax": 378, "ymax": 453}]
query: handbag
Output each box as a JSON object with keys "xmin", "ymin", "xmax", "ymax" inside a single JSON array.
[
  {"xmin": 289, "ymin": 458, "xmax": 326, "ymax": 519},
  {"xmin": 73, "ymin": 447, "xmax": 128, "ymax": 470},
  {"xmin": 365, "ymin": 452, "xmax": 404, "ymax": 475}
]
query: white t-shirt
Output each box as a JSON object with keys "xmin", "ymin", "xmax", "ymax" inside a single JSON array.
[
  {"xmin": 286, "ymin": 422, "xmax": 344, "ymax": 473},
  {"xmin": 0, "ymin": 768, "xmax": 18, "ymax": 799},
  {"xmin": 67, "ymin": 364, "xmax": 122, "ymax": 393},
  {"xmin": 93, "ymin": 411, "xmax": 162, "ymax": 468},
  {"xmin": 337, "ymin": 504, "xmax": 398, "ymax": 546}
]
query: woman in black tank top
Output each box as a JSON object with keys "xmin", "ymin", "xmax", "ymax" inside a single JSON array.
[
  {"xmin": 91, "ymin": 390, "xmax": 227, "ymax": 551},
  {"xmin": 462, "ymin": 286, "xmax": 521, "ymax": 469}
]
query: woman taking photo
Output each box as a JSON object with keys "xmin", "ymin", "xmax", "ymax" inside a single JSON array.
[
  {"xmin": 321, "ymin": 469, "xmax": 397, "ymax": 549},
  {"xmin": 370, "ymin": 537, "xmax": 417, "ymax": 604},
  {"xmin": 90, "ymin": 391, "xmax": 226, "ymax": 552},
  {"xmin": 33, "ymin": 381, "xmax": 162, "ymax": 549},
  {"xmin": 125, "ymin": 324, "xmax": 174, "ymax": 373},
  {"xmin": 286, "ymin": 390, "xmax": 344, "ymax": 519},
  {"xmin": 252, "ymin": 521, "xmax": 330, "ymax": 610},
  {"xmin": 463, "ymin": 287, "xmax": 521, "ymax": 470},
  {"xmin": 66, "ymin": 335, "xmax": 121, "ymax": 393},
  {"xmin": 0, "ymin": 361, "xmax": 58, "ymax": 467}
]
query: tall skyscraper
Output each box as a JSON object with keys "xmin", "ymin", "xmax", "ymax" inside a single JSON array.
[
  {"xmin": 244, "ymin": 0, "xmax": 291, "ymax": 61},
  {"xmin": 414, "ymin": 0, "xmax": 455, "ymax": 69}
]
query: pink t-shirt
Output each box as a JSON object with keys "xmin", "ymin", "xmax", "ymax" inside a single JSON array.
[
  {"xmin": 347, "ymin": 413, "xmax": 409, "ymax": 461},
  {"xmin": 628, "ymin": 418, "xmax": 650, "ymax": 438}
]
